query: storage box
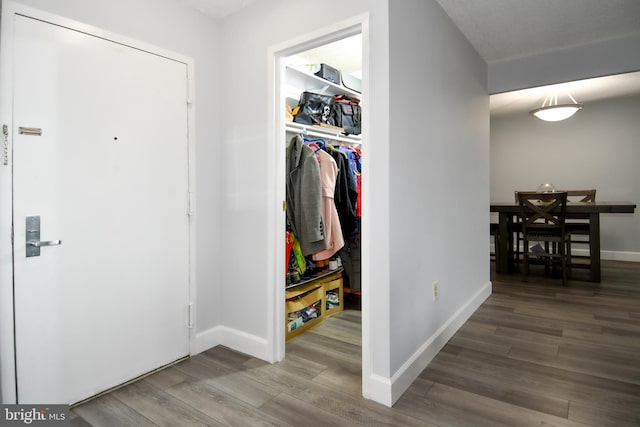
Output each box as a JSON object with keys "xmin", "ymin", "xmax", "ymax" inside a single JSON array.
[{"xmin": 314, "ymin": 63, "xmax": 341, "ymax": 85}]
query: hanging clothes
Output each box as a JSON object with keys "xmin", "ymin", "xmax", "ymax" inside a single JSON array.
[
  {"xmin": 312, "ymin": 147, "xmax": 345, "ymax": 261},
  {"xmin": 337, "ymin": 145, "xmax": 362, "ymax": 219},
  {"xmin": 286, "ymin": 134, "xmax": 327, "ymax": 256},
  {"xmin": 352, "ymin": 146, "xmax": 362, "ymax": 218},
  {"xmin": 335, "ymin": 145, "xmax": 362, "ymax": 291},
  {"xmin": 327, "ymin": 145, "xmax": 358, "ymax": 238}
]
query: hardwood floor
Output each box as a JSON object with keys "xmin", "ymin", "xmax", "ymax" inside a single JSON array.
[{"xmin": 70, "ymin": 260, "xmax": 640, "ymax": 426}]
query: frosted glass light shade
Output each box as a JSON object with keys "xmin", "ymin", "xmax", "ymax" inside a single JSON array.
[{"xmin": 530, "ymin": 104, "xmax": 583, "ymax": 122}]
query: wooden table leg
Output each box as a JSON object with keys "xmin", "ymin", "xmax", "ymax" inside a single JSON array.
[
  {"xmin": 589, "ymin": 213, "xmax": 601, "ymax": 282},
  {"xmin": 497, "ymin": 212, "xmax": 510, "ymax": 273}
]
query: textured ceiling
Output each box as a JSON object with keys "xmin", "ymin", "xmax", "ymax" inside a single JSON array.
[
  {"xmin": 178, "ymin": 0, "xmax": 640, "ymax": 63},
  {"xmin": 435, "ymin": 0, "xmax": 640, "ymax": 64},
  {"xmin": 174, "ymin": 0, "xmax": 257, "ymax": 19},
  {"xmin": 180, "ymin": 0, "xmax": 640, "ymax": 62},
  {"xmin": 490, "ymin": 71, "xmax": 640, "ymax": 116},
  {"xmin": 436, "ymin": 0, "xmax": 640, "ymax": 115},
  {"xmin": 178, "ymin": 0, "xmax": 640, "ymax": 114}
]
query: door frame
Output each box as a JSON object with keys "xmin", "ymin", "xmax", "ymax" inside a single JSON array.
[
  {"xmin": 0, "ymin": 2, "xmax": 197, "ymax": 403},
  {"xmin": 266, "ymin": 13, "xmax": 372, "ymax": 396}
]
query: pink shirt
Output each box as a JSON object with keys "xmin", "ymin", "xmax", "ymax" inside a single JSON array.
[{"xmin": 312, "ymin": 149, "xmax": 345, "ymax": 260}]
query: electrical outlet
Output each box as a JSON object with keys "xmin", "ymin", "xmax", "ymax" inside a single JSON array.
[{"xmin": 433, "ymin": 281, "xmax": 439, "ymax": 301}]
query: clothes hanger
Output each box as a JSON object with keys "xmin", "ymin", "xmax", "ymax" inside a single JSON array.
[
  {"xmin": 303, "ymin": 137, "xmax": 325, "ymax": 145},
  {"xmin": 303, "ymin": 136, "xmax": 326, "ymax": 152}
]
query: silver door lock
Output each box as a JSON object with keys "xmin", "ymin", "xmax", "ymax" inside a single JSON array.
[{"xmin": 26, "ymin": 216, "xmax": 62, "ymax": 257}]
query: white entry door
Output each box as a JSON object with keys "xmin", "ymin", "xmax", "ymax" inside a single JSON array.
[{"xmin": 12, "ymin": 15, "xmax": 191, "ymax": 404}]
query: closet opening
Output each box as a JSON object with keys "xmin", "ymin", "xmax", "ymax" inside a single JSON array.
[{"xmin": 271, "ymin": 19, "xmax": 368, "ymax": 389}]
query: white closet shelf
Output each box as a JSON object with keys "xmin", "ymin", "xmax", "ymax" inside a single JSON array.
[{"xmin": 285, "ymin": 121, "xmax": 361, "ymax": 145}]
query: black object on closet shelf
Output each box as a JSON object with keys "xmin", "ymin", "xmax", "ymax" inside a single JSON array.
[
  {"xmin": 333, "ymin": 94, "xmax": 361, "ymax": 135},
  {"xmin": 292, "ymin": 92, "xmax": 336, "ymax": 127},
  {"xmin": 314, "ymin": 63, "xmax": 341, "ymax": 85}
]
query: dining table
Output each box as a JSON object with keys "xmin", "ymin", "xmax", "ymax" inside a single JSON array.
[{"xmin": 490, "ymin": 201, "xmax": 636, "ymax": 282}]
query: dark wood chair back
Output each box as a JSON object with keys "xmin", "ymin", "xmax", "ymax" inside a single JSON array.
[
  {"xmin": 562, "ymin": 189, "xmax": 596, "ymax": 270},
  {"xmin": 516, "ymin": 191, "xmax": 571, "ymax": 285},
  {"xmin": 517, "ymin": 191, "xmax": 568, "ymax": 235},
  {"xmin": 565, "ymin": 189, "xmax": 596, "ymax": 203}
]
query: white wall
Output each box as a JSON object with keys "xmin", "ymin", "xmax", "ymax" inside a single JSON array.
[
  {"xmin": 0, "ymin": 0, "xmax": 222, "ymax": 402},
  {"xmin": 212, "ymin": 0, "xmax": 386, "ymax": 384},
  {"xmin": 491, "ymin": 95, "xmax": 640, "ymax": 257},
  {"xmin": 386, "ymin": 0, "xmax": 490, "ymax": 400},
  {"xmin": 216, "ymin": 0, "xmax": 490, "ymax": 406}
]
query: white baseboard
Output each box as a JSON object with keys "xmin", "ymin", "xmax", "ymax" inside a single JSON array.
[
  {"xmin": 193, "ymin": 325, "xmax": 270, "ymax": 361},
  {"xmin": 603, "ymin": 250, "xmax": 640, "ymax": 262},
  {"xmin": 576, "ymin": 249, "xmax": 640, "ymax": 263},
  {"xmin": 373, "ymin": 281, "xmax": 493, "ymax": 407},
  {"xmin": 364, "ymin": 373, "xmax": 394, "ymax": 407},
  {"xmin": 490, "ymin": 244, "xmax": 640, "ymax": 263}
]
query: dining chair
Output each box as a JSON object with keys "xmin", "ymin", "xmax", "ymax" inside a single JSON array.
[
  {"xmin": 490, "ymin": 222, "xmax": 500, "ymax": 262},
  {"xmin": 566, "ymin": 189, "xmax": 596, "ymax": 203},
  {"xmin": 512, "ymin": 191, "xmax": 524, "ymax": 264},
  {"xmin": 517, "ymin": 191, "xmax": 571, "ymax": 286},
  {"xmin": 564, "ymin": 189, "xmax": 596, "ymax": 270}
]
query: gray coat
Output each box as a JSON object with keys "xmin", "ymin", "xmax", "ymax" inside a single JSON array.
[{"xmin": 286, "ymin": 135, "xmax": 326, "ymax": 256}]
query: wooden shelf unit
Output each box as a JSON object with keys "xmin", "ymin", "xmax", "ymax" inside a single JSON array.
[{"xmin": 285, "ymin": 270, "xmax": 343, "ymax": 341}]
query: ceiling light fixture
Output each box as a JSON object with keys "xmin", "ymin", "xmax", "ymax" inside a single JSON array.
[{"xmin": 529, "ymin": 92, "xmax": 583, "ymax": 122}]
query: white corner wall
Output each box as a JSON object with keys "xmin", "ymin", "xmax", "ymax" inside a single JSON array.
[
  {"xmin": 208, "ymin": 0, "xmax": 378, "ymax": 357},
  {"xmin": 491, "ymin": 96, "xmax": 640, "ymax": 260},
  {"xmin": 204, "ymin": 4, "xmax": 403, "ymax": 409},
  {"xmin": 2, "ymin": 0, "xmax": 493, "ymax": 407},
  {"xmin": 186, "ymin": 0, "xmax": 492, "ymax": 407},
  {"xmin": 384, "ymin": 0, "xmax": 491, "ymax": 405}
]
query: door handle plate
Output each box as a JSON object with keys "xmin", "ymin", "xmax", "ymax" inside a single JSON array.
[{"xmin": 25, "ymin": 216, "xmax": 62, "ymax": 257}]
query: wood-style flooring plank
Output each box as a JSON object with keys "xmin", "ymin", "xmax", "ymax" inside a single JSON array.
[
  {"xmin": 70, "ymin": 260, "xmax": 640, "ymax": 426},
  {"xmin": 309, "ymin": 363, "xmax": 362, "ymax": 397},
  {"xmin": 423, "ymin": 354, "xmax": 571, "ymax": 417},
  {"xmin": 71, "ymin": 394, "xmax": 156, "ymax": 427},
  {"xmin": 393, "ymin": 391, "xmax": 505, "ymax": 427},
  {"xmin": 508, "ymin": 346, "xmax": 640, "ymax": 385},
  {"xmin": 569, "ymin": 398, "xmax": 640, "ymax": 427},
  {"xmin": 165, "ymin": 377, "xmax": 288, "ymax": 427},
  {"xmin": 266, "ymin": 352, "xmax": 328, "ymax": 380},
  {"xmin": 423, "ymin": 382, "xmax": 590, "ymax": 427},
  {"xmin": 257, "ymin": 393, "xmax": 354, "ymax": 427},
  {"xmin": 175, "ymin": 356, "xmax": 281, "ymax": 408},
  {"xmin": 307, "ymin": 314, "xmax": 362, "ymax": 346},
  {"xmin": 110, "ymin": 380, "xmax": 225, "ymax": 426},
  {"xmin": 438, "ymin": 344, "xmax": 640, "ymax": 411},
  {"xmin": 142, "ymin": 364, "xmax": 191, "ymax": 391}
]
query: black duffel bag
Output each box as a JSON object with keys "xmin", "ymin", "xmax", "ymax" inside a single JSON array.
[
  {"xmin": 332, "ymin": 94, "xmax": 361, "ymax": 135},
  {"xmin": 292, "ymin": 92, "xmax": 336, "ymax": 126}
]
